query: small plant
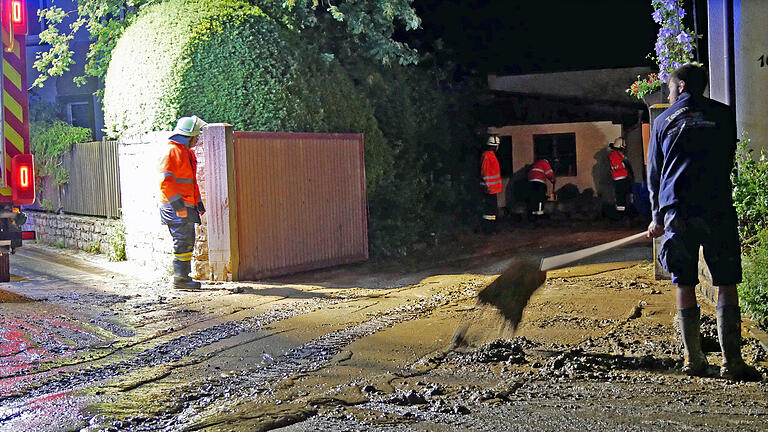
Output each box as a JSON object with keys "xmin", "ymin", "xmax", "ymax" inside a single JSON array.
[
  {"xmin": 732, "ymin": 138, "xmax": 768, "ymax": 241},
  {"xmin": 739, "ymin": 228, "xmax": 768, "ymax": 328},
  {"xmin": 41, "ymin": 198, "xmax": 54, "ymax": 212},
  {"xmin": 85, "ymin": 241, "xmax": 101, "ymax": 254},
  {"xmin": 107, "ymin": 221, "xmax": 127, "ymax": 262},
  {"xmin": 626, "ymin": 73, "xmax": 662, "ymax": 99}
]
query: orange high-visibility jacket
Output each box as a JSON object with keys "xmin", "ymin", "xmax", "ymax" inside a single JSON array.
[
  {"xmin": 160, "ymin": 141, "xmax": 202, "ymax": 210},
  {"xmin": 527, "ymin": 159, "xmax": 554, "ymax": 183},
  {"xmin": 609, "ymin": 150, "xmax": 629, "ymax": 180},
  {"xmin": 481, "ymin": 150, "xmax": 503, "ymax": 194}
]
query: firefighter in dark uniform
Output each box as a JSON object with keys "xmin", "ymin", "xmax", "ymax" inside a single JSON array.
[
  {"xmin": 159, "ymin": 115, "xmax": 208, "ymax": 290},
  {"xmin": 647, "ymin": 64, "xmax": 761, "ymax": 381},
  {"xmin": 480, "ymin": 135, "xmax": 502, "ymax": 233}
]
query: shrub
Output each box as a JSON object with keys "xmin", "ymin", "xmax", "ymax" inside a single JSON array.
[
  {"xmin": 30, "ymin": 121, "xmax": 92, "ymax": 185},
  {"xmin": 732, "ymin": 138, "xmax": 768, "ymax": 241},
  {"xmin": 739, "ymin": 228, "xmax": 768, "ymax": 327},
  {"xmin": 105, "ymin": 0, "xmax": 479, "ymax": 256},
  {"xmin": 108, "ymin": 221, "xmax": 127, "ymax": 262}
]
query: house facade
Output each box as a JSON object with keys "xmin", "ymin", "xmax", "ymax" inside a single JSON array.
[{"xmin": 484, "ymin": 67, "xmax": 650, "ymax": 209}]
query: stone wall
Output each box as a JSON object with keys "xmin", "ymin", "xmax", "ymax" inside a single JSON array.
[
  {"xmin": 117, "ymin": 132, "xmax": 209, "ymax": 278},
  {"xmin": 25, "ymin": 211, "xmax": 118, "ymax": 253}
]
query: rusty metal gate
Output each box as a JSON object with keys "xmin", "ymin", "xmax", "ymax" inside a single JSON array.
[{"xmin": 205, "ymin": 128, "xmax": 368, "ymax": 280}]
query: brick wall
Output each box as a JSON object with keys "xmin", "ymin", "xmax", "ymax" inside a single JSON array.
[
  {"xmin": 25, "ymin": 211, "xmax": 118, "ymax": 253},
  {"xmin": 117, "ymin": 132, "xmax": 209, "ymax": 278}
]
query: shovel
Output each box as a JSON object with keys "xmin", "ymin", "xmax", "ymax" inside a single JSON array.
[{"xmin": 477, "ymin": 231, "xmax": 649, "ymax": 331}]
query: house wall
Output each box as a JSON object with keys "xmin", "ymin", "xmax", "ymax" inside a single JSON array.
[{"xmin": 491, "ymin": 121, "xmax": 622, "ymax": 202}]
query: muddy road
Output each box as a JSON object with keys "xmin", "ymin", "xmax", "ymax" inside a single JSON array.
[{"xmin": 1, "ymin": 232, "xmax": 767, "ymax": 431}]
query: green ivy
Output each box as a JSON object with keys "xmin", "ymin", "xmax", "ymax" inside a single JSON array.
[
  {"xmin": 30, "ymin": 121, "xmax": 92, "ymax": 185},
  {"xmin": 740, "ymin": 228, "xmax": 768, "ymax": 328},
  {"xmin": 732, "ymin": 138, "xmax": 768, "ymax": 241}
]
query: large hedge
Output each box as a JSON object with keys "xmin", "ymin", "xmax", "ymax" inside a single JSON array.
[
  {"xmin": 105, "ymin": 0, "xmax": 390, "ymax": 191},
  {"xmin": 104, "ymin": 0, "xmax": 478, "ymax": 256}
]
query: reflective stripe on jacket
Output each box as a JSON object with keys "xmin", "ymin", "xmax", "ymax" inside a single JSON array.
[
  {"xmin": 159, "ymin": 141, "xmax": 203, "ymax": 211},
  {"xmin": 609, "ymin": 150, "xmax": 629, "ymax": 180},
  {"xmin": 480, "ymin": 151, "xmax": 502, "ymax": 194},
  {"xmin": 527, "ymin": 159, "xmax": 554, "ymax": 184}
]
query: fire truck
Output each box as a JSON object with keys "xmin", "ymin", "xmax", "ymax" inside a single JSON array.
[{"xmin": 0, "ymin": 0, "xmax": 35, "ymax": 282}]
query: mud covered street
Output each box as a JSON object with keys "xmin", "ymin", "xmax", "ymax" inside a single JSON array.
[{"xmin": 1, "ymin": 230, "xmax": 767, "ymax": 431}]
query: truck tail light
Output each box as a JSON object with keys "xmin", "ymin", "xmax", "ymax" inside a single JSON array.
[
  {"xmin": 11, "ymin": 154, "xmax": 34, "ymax": 206},
  {"xmin": 2, "ymin": 0, "xmax": 27, "ymax": 35}
]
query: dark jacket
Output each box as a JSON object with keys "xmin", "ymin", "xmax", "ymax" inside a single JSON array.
[{"xmin": 647, "ymin": 92, "xmax": 737, "ymax": 225}]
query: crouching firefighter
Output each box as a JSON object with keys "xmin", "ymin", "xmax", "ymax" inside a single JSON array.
[{"xmin": 159, "ymin": 116, "xmax": 208, "ymax": 290}]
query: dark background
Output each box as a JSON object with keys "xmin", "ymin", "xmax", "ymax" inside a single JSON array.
[{"xmin": 406, "ymin": 0, "xmax": 708, "ymax": 76}]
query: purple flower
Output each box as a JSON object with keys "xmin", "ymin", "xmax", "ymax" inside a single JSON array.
[
  {"xmin": 652, "ymin": 9, "xmax": 663, "ymax": 23},
  {"xmin": 662, "ymin": 0, "xmax": 677, "ymax": 9},
  {"xmin": 676, "ymin": 32, "xmax": 693, "ymax": 44}
]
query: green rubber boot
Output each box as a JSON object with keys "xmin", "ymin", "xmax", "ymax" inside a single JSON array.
[
  {"xmin": 716, "ymin": 305, "xmax": 762, "ymax": 382},
  {"xmin": 678, "ymin": 306, "xmax": 709, "ymax": 376}
]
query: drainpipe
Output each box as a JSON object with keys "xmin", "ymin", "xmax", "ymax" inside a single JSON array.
[{"xmin": 723, "ymin": 0, "xmax": 736, "ymax": 108}]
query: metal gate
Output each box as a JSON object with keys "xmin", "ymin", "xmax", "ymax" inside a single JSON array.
[{"xmin": 205, "ymin": 127, "xmax": 368, "ymax": 280}]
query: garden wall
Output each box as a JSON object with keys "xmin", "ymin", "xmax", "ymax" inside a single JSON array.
[
  {"xmin": 24, "ymin": 211, "xmax": 118, "ymax": 253},
  {"xmin": 117, "ymin": 132, "xmax": 209, "ymax": 278}
]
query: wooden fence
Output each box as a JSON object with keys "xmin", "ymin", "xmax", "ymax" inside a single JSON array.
[{"xmin": 30, "ymin": 140, "xmax": 122, "ymax": 218}]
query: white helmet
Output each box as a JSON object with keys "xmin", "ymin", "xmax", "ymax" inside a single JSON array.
[
  {"xmin": 487, "ymin": 135, "xmax": 500, "ymax": 147},
  {"xmin": 610, "ymin": 137, "xmax": 626, "ymax": 150},
  {"xmin": 172, "ymin": 115, "xmax": 208, "ymax": 137}
]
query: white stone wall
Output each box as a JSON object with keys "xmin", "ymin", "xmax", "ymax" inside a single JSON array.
[
  {"xmin": 117, "ymin": 133, "xmax": 210, "ymax": 278},
  {"xmin": 25, "ymin": 211, "xmax": 118, "ymax": 253}
]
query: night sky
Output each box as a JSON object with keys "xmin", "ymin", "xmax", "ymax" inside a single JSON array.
[{"xmin": 408, "ymin": 0, "xmax": 707, "ymax": 76}]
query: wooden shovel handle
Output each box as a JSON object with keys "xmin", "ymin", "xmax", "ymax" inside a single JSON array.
[{"xmin": 540, "ymin": 232, "xmax": 649, "ymax": 272}]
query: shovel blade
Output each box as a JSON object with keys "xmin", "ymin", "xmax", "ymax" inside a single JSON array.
[{"xmin": 477, "ymin": 257, "xmax": 546, "ymax": 330}]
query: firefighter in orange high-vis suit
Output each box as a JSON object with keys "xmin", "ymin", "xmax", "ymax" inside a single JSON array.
[
  {"xmin": 160, "ymin": 115, "xmax": 208, "ymax": 290},
  {"xmin": 527, "ymin": 158, "xmax": 555, "ymax": 216},
  {"xmin": 609, "ymin": 137, "xmax": 634, "ymax": 214},
  {"xmin": 480, "ymin": 135, "xmax": 503, "ymax": 233}
]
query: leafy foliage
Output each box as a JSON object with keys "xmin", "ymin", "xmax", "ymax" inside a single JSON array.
[
  {"xmin": 732, "ymin": 139, "xmax": 768, "ymax": 241},
  {"xmin": 33, "ymin": 0, "xmax": 420, "ymax": 89},
  {"xmin": 739, "ymin": 228, "xmax": 768, "ymax": 327},
  {"xmin": 104, "ymin": 0, "xmax": 479, "ymax": 256},
  {"xmin": 732, "ymin": 137, "xmax": 768, "ymax": 328},
  {"xmin": 30, "ymin": 121, "xmax": 92, "ymax": 185},
  {"xmin": 108, "ymin": 220, "xmax": 127, "ymax": 261}
]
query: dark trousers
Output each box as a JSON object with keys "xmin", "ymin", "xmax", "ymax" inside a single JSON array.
[
  {"xmin": 168, "ymin": 222, "xmax": 195, "ymax": 278},
  {"xmin": 481, "ymin": 194, "xmax": 499, "ymax": 233},
  {"xmin": 613, "ymin": 178, "xmax": 631, "ymax": 210},
  {"xmin": 528, "ymin": 181, "xmax": 548, "ymax": 212}
]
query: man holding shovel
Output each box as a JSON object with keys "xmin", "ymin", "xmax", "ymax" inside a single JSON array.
[{"xmin": 647, "ymin": 63, "xmax": 760, "ymax": 380}]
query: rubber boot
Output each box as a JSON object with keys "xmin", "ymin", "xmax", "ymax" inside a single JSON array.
[
  {"xmin": 678, "ymin": 306, "xmax": 709, "ymax": 376},
  {"xmin": 716, "ymin": 305, "xmax": 762, "ymax": 381},
  {"xmin": 172, "ymin": 259, "xmax": 202, "ymax": 291}
]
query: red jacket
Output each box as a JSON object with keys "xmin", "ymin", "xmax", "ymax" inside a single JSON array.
[
  {"xmin": 480, "ymin": 151, "xmax": 502, "ymax": 194},
  {"xmin": 159, "ymin": 141, "xmax": 203, "ymax": 210},
  {"xmin": 609, "ymin": 150, "xmax": 629, "ymax": 180},
  {"xmin": 527, "ymin": 159, "xmax": 554, "ymax": 183}
]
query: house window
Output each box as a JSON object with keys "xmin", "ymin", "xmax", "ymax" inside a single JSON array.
[
  {"xmin": 67, "ymin": 102, "xmax": 92, "ymax": 130},
  {"xmin": 533, "ymin": 133, "xmax": 577, "ymax": 177}
]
